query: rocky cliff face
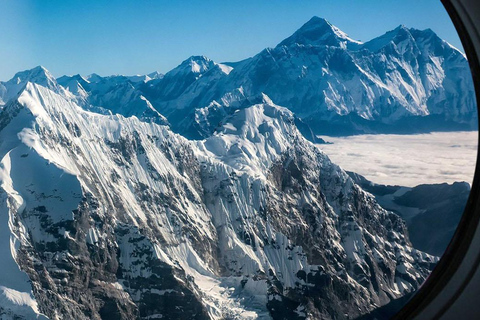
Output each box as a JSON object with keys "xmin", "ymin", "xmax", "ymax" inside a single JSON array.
[
  {"xmin": 0, "ymin": 82, "xmax": 436, "ymax": 319},
  {"xmin": 348, "ymin": 171, "xmax": 470, "ymax": 257}
]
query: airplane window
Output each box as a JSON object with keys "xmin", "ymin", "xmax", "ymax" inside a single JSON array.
[{"xmin": 394, "ymin": 0, "xmax": 480, "ymax": 318}]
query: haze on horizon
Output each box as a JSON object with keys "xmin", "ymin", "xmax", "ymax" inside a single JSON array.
[
  {"xmin": 0, "ymin": 0, "xmax": 463, "ymax": 80},
  {"xmin": 317, "ymin": 131, "xmax": 477, "ymax": 187}
]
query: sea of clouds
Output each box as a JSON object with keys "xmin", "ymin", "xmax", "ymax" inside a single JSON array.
[{"xmin": 316, "ymin": 131, "xmax": 477, "ymax": 187}]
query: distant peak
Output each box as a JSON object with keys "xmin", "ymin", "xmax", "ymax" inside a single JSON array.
[
  {"xmin": 32, "ymin": 65, "xmax": 48, "ymax": 72},
  {"xmin": 0, "ymin": 66, "xmax": 64, "ymax": 104},
  {"xmin": 179, "ymin": 55, "xmax": 213, "ymax": 67},
  {"xmin": 9, "ymin": 65, "xmax": 56, "ymax": 86},
  {"xmin": 68, "ymin": 74, "xmax": 89, "ymax": 82},
  {"xmin": 75, "ymin": 74, "xmax": 89, "ymax": 81},
  {"xmin": 147, "ymin": 71, "xmax": 163, "ymax": 80},
  {"xmin": 170, "ymin": 55, "xmax": 216, "ymax": 76},
  {"xmin": 409, "ymin": 27, "xmax": 439, "ymax": 39},
  {"xmin": 85, "ymin": 73, "xmax": 103, "ymax": 83},
  {"xmin": 15, "ymin": 65, "xmax": 50, "ymax": 77},
  {"xmin": 277, "ymin": 16, "xmax": 362, "ymax": 48},
  {"xmin": 304, "ymin": 16, "xmax": 331, "ymax": 27},
  {"xmin": 391, "ymin": 25, "xmax": 414, "ymax": 37},
  {"xmin": 391, "ymin": 25, "xmax": 415, "ymax": 39},
  {"xmin": 187, "ymin": 55, "xmax": 211, "ymax": 62},
  {"xmin": 57, "ymin": 74, "xmax": 90, "ymax": 87},
  {"xmin": 362, "ymin": 25, "xmax": 415, "ymax": 52},
  {"xmin": 187, "ymin": 55, "xmax": 214, "ymax": 68}
]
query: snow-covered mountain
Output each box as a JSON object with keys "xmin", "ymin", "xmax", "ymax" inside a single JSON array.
[
  {"xmin": 133, "ymin": 17, "xmax": 475, "ymax": 138},
  {"xmin": 0, "ymin": 75, "xmax": 436, "ymax": 319},
  {"xmin": 0, "ymin": 66, "xmax": 69, "ymax": 106},
  {"xmin": 0, "ymin": 67, "xmax": 168, "ymax": 128},
  {"xmin": 57, "ymin": 73, "xmax": 168, "ymax": 125}
]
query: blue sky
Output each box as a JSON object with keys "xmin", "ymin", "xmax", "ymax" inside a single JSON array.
[{"xmin": 0, "ymin": 0, "xmax": 462, "ymax": 80}]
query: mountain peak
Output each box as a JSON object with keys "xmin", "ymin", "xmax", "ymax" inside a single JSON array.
[
  {"xmin": 392, "ymin": 24, "xmax": 414, "ymax": 38},
  {"xmin": 57, "ymin": 74, "xmax": 91, "ymax": 96},
  {"xmin": 304, "ymin": 16, "xmax": 331, "ymax": 28},
  {"xmin": 277, "ymin": 16, "xmax": 362, "ymax": 49},
  {"xmin": 9, "ymin": 66, "xmax": 56, "ymax": 86},
  {"xmin": 0, "ymin": 66, "xmax": 60, "ymax": 105},
  {"xmin": 362, "ymin": 25, "xmax": 416, "ymax": 52},
  {"xmin": 183, "ymin": 55, "xmax": 215, "ymax": 73},
  {"xmin": 408, "ymin": 27, "xmax": 440, "ymax": 40},
  {"xmin": 30, "ymin": 65, "xmax": 49, "ymax": 73},
  {"xmin": 147, "ymin": 71, "xmax": 163, "ymax": 80},
  {"xmin": 57, "ymin": 74, "xmax": 89, "ymax": 83},
  {"xmin": 167, "ymin": 55, "xmax": 216, "ymax": 78},
  {"xmin": 85, "ymin": 73, "xmax": 103, "ymax": 83},
  {"xmin": 1, "ymin": 66, "xmax": 62, "ymax": 104}
]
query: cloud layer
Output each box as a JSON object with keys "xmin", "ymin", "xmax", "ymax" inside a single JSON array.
[{"xmin": 317, "ymin": 131, "xmax": 477, "ymax": 187}]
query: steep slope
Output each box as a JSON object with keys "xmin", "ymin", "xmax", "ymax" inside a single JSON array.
[
  {"xmin": 0, "ymin": 81, "xmax": 436, "ymax": 319},
  {"xmin": 134, "ymin": 17, "xmax": 474, "ymax": 138},
  {"xmin": 348, "ymin": 172, "xmax": 470, "ymax": 256},
  {"xmin": 138, "ymin": 56, "xmax": 233, "ymax": 138},
  {"xmin": 0, "ymin": 82, "xmax": 215, "ymax": 319}
]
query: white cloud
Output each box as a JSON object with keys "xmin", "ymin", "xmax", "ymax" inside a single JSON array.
[{"xmin": 316, "ymin": 131, "xmax": 478, "ymax": 187}]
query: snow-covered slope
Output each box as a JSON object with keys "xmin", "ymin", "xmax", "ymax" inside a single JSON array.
[
  {"xmin": 134, "ymin": 17, "xmax": 475, "ymax": 138},
  {"xmin": 0, "ymin": 79, "xmax": 435, "ymax": 319},
  {"xmin": 0, "ymin": 68, "xmax": 168, "ymax": 127},
  {"xmin": 57, "ymin": 74, "xmax": 168, "ymax": 125},
  {"xmin": 56, "ymin": 74, "xmax": 90, "ymax": 104}
]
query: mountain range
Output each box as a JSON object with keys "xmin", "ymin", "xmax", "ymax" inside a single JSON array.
[
  {"xmin": 3, "ymin": 16, "xmax": 468, "ymax": 139},
  {"xmin": 0, "ymin": 17, "xmax": 472, "ymax": 320}
]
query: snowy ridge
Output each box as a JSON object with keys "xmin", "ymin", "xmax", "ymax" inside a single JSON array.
[
  {"xmin": 56, "ymin": 74, "xmax": 90, "ymax": 104},
  {"xmin": 57, "ymin": 73, "xmax": 168, "ymax": 125},
  {"xmin": 0, "ymin": 79, "xmax": 436, "ymax": 319}
]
